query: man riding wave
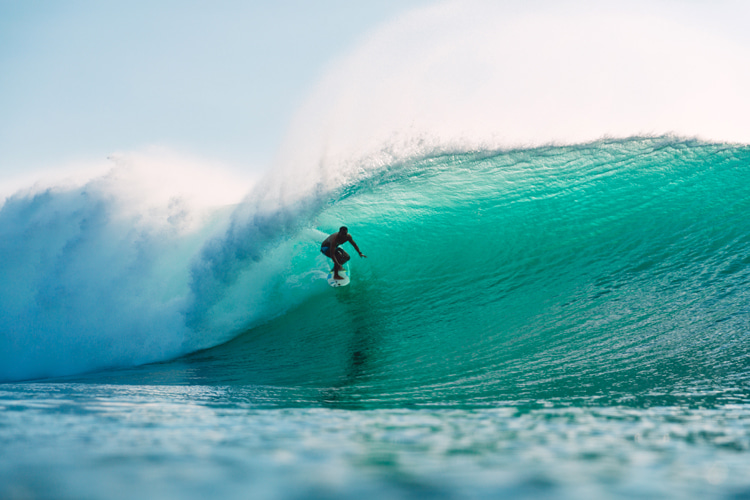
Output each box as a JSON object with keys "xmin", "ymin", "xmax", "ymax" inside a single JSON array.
[{"xmin": 321, "ymin": 226, "xmax": 366, "ymax": 280}]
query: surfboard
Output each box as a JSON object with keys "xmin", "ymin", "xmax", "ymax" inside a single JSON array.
[{"xmin": 327, "ymin": 268, "xmax": 350, "ymax": 287}]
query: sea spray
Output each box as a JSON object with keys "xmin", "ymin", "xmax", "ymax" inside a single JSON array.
[
  {"xmin": 276, "ymin": 0, "xmax": 750, "ymax": 176},
  {"xmin": 0, "ymin": 150, "xmax": 247, "ymax": 381}
]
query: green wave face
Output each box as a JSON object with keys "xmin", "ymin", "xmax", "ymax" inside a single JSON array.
[{"xmin": 154, "ymin": 138, "xmax": 750, "ymax": 408}]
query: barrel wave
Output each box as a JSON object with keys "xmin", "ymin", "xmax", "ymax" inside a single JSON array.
[{"xmin": 32, "ymin": 136, "xmax": 740, "ymax": 409}]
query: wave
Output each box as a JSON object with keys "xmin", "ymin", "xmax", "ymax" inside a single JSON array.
[
  {"xmin": 3, "ymin": 1, "xmax": 750, "ymax": 385},
  {"xmin": 177, "ymin": 137, "xmax": 750, "ymax": 407},
  {"xmin": 4, "ymin": 137, "xmax": 750, "ymax": 405}
]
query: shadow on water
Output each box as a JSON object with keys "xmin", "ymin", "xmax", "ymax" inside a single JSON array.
[
  {"xmin": 317, "ymin": 280, "xmax": 383, "ymax": 409},
  {"xmin": 160, "ymin": 269, "xmax": 390, "ymax": 406}
]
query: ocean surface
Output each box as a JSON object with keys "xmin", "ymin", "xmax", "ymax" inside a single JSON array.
[{"xmin": 2, "ymin": 137, "xmax": 750, "ymax": 498}]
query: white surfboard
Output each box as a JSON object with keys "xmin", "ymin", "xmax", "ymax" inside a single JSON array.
[{"xmin": 327, "ymin": 268, "xmax": 350, "ymax": 287}]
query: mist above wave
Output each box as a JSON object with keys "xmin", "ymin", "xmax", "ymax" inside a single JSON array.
[{"xmin": 274, "ymin": 0, "xmax": 750, "ymax": 184}]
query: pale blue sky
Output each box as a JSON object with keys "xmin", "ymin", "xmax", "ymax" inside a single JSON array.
[
  {"xmin": 3, "ymin": 0, "xmax": 750, "ymax": 192},
  {"xmin": 0, "ymin": 0, "xmax": 434, "ymax": 178}
]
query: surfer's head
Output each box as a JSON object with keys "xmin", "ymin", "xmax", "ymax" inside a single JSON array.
[{"xmin": 339, "ymin": 226, "xmax": 348, "ymax": 236}]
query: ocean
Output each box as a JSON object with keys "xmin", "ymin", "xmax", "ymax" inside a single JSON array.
[{"xmin": 2, "ymin": 137, "xmax": 750, "ymax": 498}]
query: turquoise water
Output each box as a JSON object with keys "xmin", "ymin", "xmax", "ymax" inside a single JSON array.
[
  {"xmin": 2, "ymin": 138, "xmax": 750, "ymax": 498},
  {"xmin": 4, "ymin": 384, "xmax": 750, "ymax": 499},
  {"xmin": 185, "ymin": 138, "xmax": 750, "ymax": 408}
]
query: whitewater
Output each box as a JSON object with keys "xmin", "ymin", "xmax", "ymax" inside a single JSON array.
[{"xmin": 3, "ymin": 1, "xmax": 750, "ymax": 499}]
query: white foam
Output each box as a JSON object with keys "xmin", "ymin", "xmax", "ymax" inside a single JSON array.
[{"xmin": 0, "ymin": 149, "xmax": 255, "ymax": 381}]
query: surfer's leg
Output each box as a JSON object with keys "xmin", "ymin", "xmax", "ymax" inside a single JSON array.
[
  {"xmin": 333, "ymin": 249, "xmax": 348, "ymax": 279},
  {"xmin": 323, "ymin": 247, "xmax": 342, "ymax": 279},
  {"xmin": 337, "ymin": 248, "xmax": 350, "ymax": 264},
  {"xmin": 333, "ymin": 261, "xmax": 343, "ymax": 279}
]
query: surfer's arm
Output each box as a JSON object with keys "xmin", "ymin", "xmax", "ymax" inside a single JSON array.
[{"xmin": 349, "ymin": 237, "xmax": 366, "ymax": 258}]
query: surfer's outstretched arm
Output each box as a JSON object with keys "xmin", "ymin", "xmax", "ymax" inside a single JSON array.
[{"xmin": 348, "ymin": 236, "xmax": 366, "ymax": 258}]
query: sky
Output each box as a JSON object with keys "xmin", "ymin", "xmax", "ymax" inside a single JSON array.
[
  {"xmin": 0, "ymin": 0, "xmax": 433, "ymax": 184},
  {"xmin": 2, "ymin": 0, "xmax": 750, "ymax": 199}
]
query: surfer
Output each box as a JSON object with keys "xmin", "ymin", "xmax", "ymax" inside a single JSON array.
[{"xmin": 321, "ymin": 226, "xmax": 366, "ymax": 280}]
